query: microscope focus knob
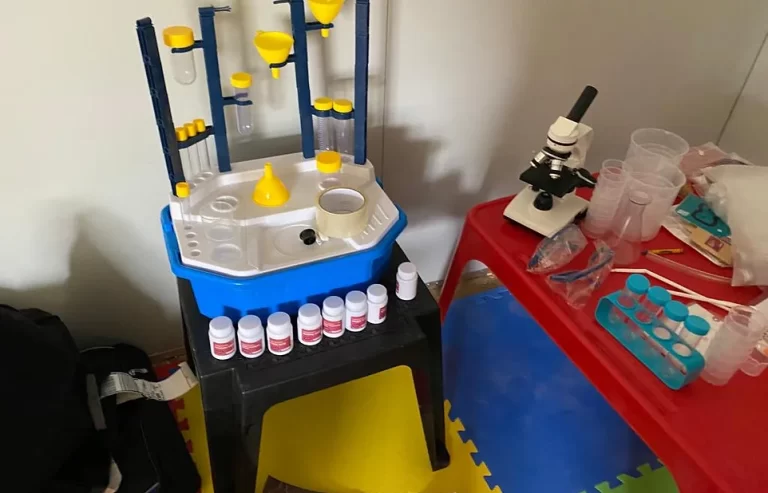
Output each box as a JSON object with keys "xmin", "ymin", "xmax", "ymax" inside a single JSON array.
[{"xmin": 533, "ymin": 191, "xmax": 554, "ymax": 211}]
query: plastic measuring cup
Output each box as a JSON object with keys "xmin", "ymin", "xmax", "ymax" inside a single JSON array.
[
  {"xmin": 626, "ymin": 128, "xmax": 689, "ymax": 166},
  {"xmin": 582, "ymin": 159, "xmax": 627, "ymax": 239},
  {"xmin": 702, "ymin": 305, "xmax": 768, "ymax": 386},
  {"xmin": 618, "ymin": 156, "xmax": 685, "ymax": 241},
  {"xmin": 741, "ymin": 332, "xmax": 768, "ymax": 377}
]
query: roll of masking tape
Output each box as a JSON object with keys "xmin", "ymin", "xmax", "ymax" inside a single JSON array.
[{"xmin": 316, "ymin": 187, "xmax": 368, "ymax": 239}]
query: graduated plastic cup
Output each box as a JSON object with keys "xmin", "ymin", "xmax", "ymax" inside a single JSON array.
[
  {"xmin": 626, "ymin": 128, "xmax": 689, "ymax": 166},
  {"xmin": 619, "ymin": 156, "xmax": 685, "ymax": 241},
  {"xmin": 582, "ymin": 160, "xmax": 627, "ymax": 239},
  {"xmin": 702, "ymin": 306, "xmax": 768, "ymax": 386}
]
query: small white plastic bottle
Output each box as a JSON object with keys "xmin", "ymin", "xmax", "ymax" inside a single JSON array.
[
  {"xmin": 266, "ymin": 312, "xmax": 294, "ymax": 356},
  {"xmin": 237, "ymin": 315, "xmax": 265, "ymax": 358},
  {"xmin": 345, "ymin": 290, "xmax": 368, "ymax": 332},
  {"xmin": 367, "ymin": 284, "xmax": 388, "ymax": 324},
  {"xmin": 396, "ymin": 262, "xmax": 418, "ymax": 301},
  {"xmin": 209, "ymin": 316, "xmax": 236, "ymax": 360},
  {"xmin": 297, "ymin": 303, "xmax": 323, "ymax": 346},
  {"xmin": 322, "ymin": 296, "xmax": 345, "ymax": 338}
]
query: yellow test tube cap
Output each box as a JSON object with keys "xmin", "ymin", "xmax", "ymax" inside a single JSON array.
[
  {"xmin": 193, "ymin": 118, "xmax": 206, "ymax": 133},
  {"xmin": 184, "ymin": 122, "xmax": 198, "ymax": 137},
  {"xmin": 231, "ymin": 72, "xmax": 252, "ymax": 89},
  {"xmin": 313, "ymin": 97, "xmax": 333, "ymax": 111},
  {"xmin": 175, "ymin": 127, "xmax": 188, "ymax": 142},
  {"xmin": 163, "ymin": 26, "xmax": 195, "ymax": 48},
  {"xmin": 317, "ymin": 151, "xmax": 342, "ymax": 174},
  {"xmin": 332, "ymin": 98, "xmax": 353, "ymax": 114},
  {"xmin": 176, "ymin": 182, "xmax": 190, "ymax": 198}
]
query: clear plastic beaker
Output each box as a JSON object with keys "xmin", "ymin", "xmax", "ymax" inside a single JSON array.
[
  {"xmin": 626, "ymin": 128, "xmax": 689, "ymax": 166},
  {"xmin": 163, "ymin": 26, "xmax": 197, "ymax": 85},
  {"xmin": 231, "ymin": 73, "xmax": 254, "ymax": 136},
  {"xmin": 702, "ymin": 305, "xmax": 768, "ymax": 386},
  {"xmin": 313, "ymin": 97, "xmax": 335, "ymax": 151},
  {"xmin": 582, "ymin": 160, "xmax": 627, "ymax": 239},
  {"xmin": 333, "ymin": 99, "xmax": 355, "ymax": 155},
  {"xmin": 609, "ymin": 189, "xmax": 650, "ymax": 266},
  {"xmin": 620, "ymin": 156, "xmax": 685, "ymax": 241}
]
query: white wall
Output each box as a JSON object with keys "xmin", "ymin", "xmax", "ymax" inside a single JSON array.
[
  {"xmin": 383, "ymin": 0, "xmax": 768, "ymax": 281},
  {"xmin": 0, "ymin": 0, "xmax": 387, "ymax": 354},
  {"xmin": 720, "ymin": 35, "xmax": 768, "ymax": 164}
]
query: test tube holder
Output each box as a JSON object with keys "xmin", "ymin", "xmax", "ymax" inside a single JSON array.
[{"xmin": 595, "ymin": 292, "xmax": 705, "ymax": 390}]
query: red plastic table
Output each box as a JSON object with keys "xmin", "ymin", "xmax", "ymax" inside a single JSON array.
[{"xmin": 439, "ymin": 194, "xmax": 766, "ymax": 493}]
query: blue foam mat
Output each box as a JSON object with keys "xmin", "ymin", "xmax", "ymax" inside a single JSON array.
[{"xmin": 443, "ymin": 287, "xmax": 659, "ymax": 492}]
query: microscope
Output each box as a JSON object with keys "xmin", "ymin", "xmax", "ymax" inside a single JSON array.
[{"xmin": 503, "ymin": 85, "xmax": 599, "ymax": 237}]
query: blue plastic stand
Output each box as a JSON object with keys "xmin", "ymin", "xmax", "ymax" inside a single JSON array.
[
  {"xmin": 443, "ymin": 287, "xmax": 660, "ymax": 492},
  {"xmin": 595, "ymin": 292, "xmax": 705, "ymax": 390}
]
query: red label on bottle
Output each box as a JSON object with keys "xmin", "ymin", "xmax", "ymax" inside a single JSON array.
[
  {"xmin": 269, "ymin": 336, "xmax": 291, "ymax": 353},
  {"xmin": 323, "ymin": 318, "xmax": 342, "ymax": 334},
  {"xmin": 350, "ymin": 314, "xmax": 367, "ymax": 330},
  {"xmin": 396, "ymin": 280, "xmax": 400, "ymax": 293},
  {"xmin": 379, "ymin": 306, "xmax": 387, "ymax": 319},
  {"xmin": 213, "ymin": 339, "xmax": 235, "ymax": 356},
  {"xmin": 240, "ymin": 339, "xmax": 263, "ymax": 355},
  {"xmin": 301, "ymin": 326, "xmax": 322, "ymax": 343}
]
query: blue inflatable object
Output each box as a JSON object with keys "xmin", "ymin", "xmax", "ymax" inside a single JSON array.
[{"xmin": 160, "ymin": 205, "xmax": 407, "ymax": 320}]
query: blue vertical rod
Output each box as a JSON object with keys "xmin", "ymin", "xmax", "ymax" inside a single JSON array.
[
  {"xmin": 354, "ymin": 0, "xmax": 370, "ymax": 164},
  {"xmin": 136, "ymin": 18, "xmax": 184, "ymax": 193},
  {"xmin": 198, "ymin": 7, "xmax": 233, "ymax": 173},
  {"xmin": 288, "ymin": 0, "xmax": 316, "ymax": 159}
]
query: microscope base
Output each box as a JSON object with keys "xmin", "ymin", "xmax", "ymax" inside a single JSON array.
[{"xmin": 503, "ymin": 187, "xmax": 588, "ymax": 238}]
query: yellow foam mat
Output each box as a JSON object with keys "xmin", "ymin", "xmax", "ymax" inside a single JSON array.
[{"xmin": 174, "ymin": 365, "xmax": 499, "ymax": 493}]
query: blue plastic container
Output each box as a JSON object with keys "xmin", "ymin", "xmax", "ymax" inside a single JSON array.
[{"xmin": 160, "ymin": 206, "xmax": 407, "ymax": 320}]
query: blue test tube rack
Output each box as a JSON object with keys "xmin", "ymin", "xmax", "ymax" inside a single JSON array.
[{"xmin": 595, "ymin": 290, "xmax": 705, "ymax": 390}]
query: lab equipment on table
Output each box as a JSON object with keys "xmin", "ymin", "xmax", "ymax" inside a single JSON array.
[
  {"xmin": 333, "ymin": 98, "xmax": 355, "ymax": 155},
  {"xmin": 313, "ymin": 97, "xmax": 335, "ymax": 151},
  {"xmin": 635, "ymin": 285, "xmax": 670, "ymax": 325},
  {"xmin": 678, "ymin": 315, "xmax": 709, "ymax": 349},
  {"xmin": 209, "ymin": 316, "xmax": 236, "ymax": 360},
  {"xmin": 345, "ymin": 290, "xmax": 368, "ymax": 332},
  {"xmin": 308, "ymin": 0, "xmax": 344, "ymax": 38},
  {"xmin": 626, "ymin": 128, "xmax": 689, "ymax": 166},
  {"xmin": 609, "ymin": 189, "xmax": 651, "ymax": 265},
  {"xmin": 175, "ymin": 182, "xmax": 192, "ymax": 230},
  {"xmin": 238, "ymin": 315, "xmax": 265, "ymax": 358},
  {"xmin": 595, "ymin": 284, "xmax": 706, "ymax": 390},
  {"xmin": 176, "ymin": 127, "xmax": 191, "ymax": 178},
  {"xmin": 163, "ymin": 26, "xmax": 197, "ymax": 85},
  {"xmin": 254, "ymin": 31, "xmax": 295, "ymax": 79},
  {"xmin": 503, "ymin": 85, "xmax": 599, "ymax": 237},
  {"xmin": 702, "ymin": 305, "xmax": 768, "ymax": 386},
  {"xmin": 322, "ymin": 296, "xmax": 345, "ymax": 338},
  {"xmin": 184, "ymin": 122, "xmax": 201, "ymax": 177},
  {"xmin": 266, "ymin": 312, "xmax": 294, "ymax": 356},
  {"xmin": 193, "ymin": 119, "xmax": 212, "ymax": 174},
  {"xmin": 621, "ymin": 157, "xmax": 686, "ymax": 240},
  {"xmin": 527, "ymin": 223, "xmax": 587, "ymax": 274},
  {"xmin": 546, "ymin": 240, "xmax": 614, "ymax": 309},
  {"xmin": 582, "ymin": 160, "xmax": 627, "ymax": 239},
  {"xmin": 316, "ymin": 186, "xmax": 368, "ymax": 238},
  {"xmin": 367, "ymin": 284, "xmax": 388, "ymax": 324},
  {"xmin": 231, "ymin": 73, "xmax": 254, "ymax": 136},
  {"xmin": 658, "ymin": 300, "xmax": 688, "ymax": 333},
  {"xmin": 297, "ymin": 303, "xmax": 323, "ymax": 346},
  {"xmin": 611, "ymin": 273, "xmax": 649, "ymax": 326},
  {"xmin": 396, "ymin": 262, "xmax": 418, "ymax": 301},
  {"xmin": 741, "ymin": 332, "xmax": 768, "ymax": 377},
  {"xmin": 675, "ymin": 195, "xmax": 730, "ymax": 238},
  {"xmin": 644, "ymin": 251, "xmax": 732, "ymax": 284},
  {"xmin": 251, "ymin": 163, "xmax": 290, "ymax": 207}
]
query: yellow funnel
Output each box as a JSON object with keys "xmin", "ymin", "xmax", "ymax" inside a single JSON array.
[
  {"xmin": 254, "ymin": 31, "xmax": 294, "ymax": 79},
  {"xmin": 252, "ymin": 163, "xmax": 290, "ymax": 207},
  {"xmin": 308, "ymin": 0, "xmax": 344, "ymax": 37}
]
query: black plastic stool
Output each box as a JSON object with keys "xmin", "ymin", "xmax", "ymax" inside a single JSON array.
[{"xmin": 179, "ymin": 245, "xmax": 449, "ymax": 493}]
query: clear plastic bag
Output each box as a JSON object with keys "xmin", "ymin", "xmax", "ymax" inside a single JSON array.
[
  {"xmin": 527, "ymin": 224, "xmax": 588, "ymax": 274},
  {"xmin": 546, "ymin": 241, "xmax": 615, "ymax": 308}
]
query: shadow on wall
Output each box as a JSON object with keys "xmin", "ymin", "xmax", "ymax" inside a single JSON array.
[{"xmin": 0, "ymin": 211, "xmax": 179, "ymax": 354}]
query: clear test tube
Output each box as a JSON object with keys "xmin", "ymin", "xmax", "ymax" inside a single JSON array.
[
  {"xmin": 163, "ymin": 27, "xmax": 197, "ymax": 85},
  {"xmin": 611, "ymin": 274, "xmax": 649, "ymax": 333},
  {"xmin": 193, "ymin": 119, "xmax": 212, "ymax": 174},
  {"xmin": 678, "ymin": 315, "xmax": 709, "ymax": 349},
  {"xmin": 313, "ymin": 97, "xmax": 335, "ymax": 151},
  {"xmin": 333, "ymin": 98, "xmax": 354, "ymax": 155},
  {"xmin": 175, "ymin": 182, "xmax": 192, "ymax": 230},
  {"xmin": 635, "ymin": 286, "xmax": 670, "ymax": 325},
  {"xmin": 658, "ymin": 301, "xmax": 688, "ymax": 333},
  {"xmin": 175, "ymin": 127, "xmax": 191, "ymax": 178},
  {"xmin": 184, "ymin": 123, "xmax": 201, "ymax": 178},
  {"xmin": 231, "ymin": 73, "xmax": 254, "ymax": 136}
]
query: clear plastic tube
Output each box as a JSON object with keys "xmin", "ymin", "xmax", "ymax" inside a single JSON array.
[
  {"xmin": 175, "ymin": 127, "xmax": 192, "ymax": 179},
  {"xmin": 645, "ymin": 252, "xmax": 731, "ymax": 284},
  {"xmin": 313, "ymin": 97, "xmax": 335, "ymax": 151},
  {"xmin": 333, "ymin": 99, "xmax": 354, "ymax": 155},
  {"xmin": 194, "ymin": 119, "xmax": 211, "ymax": 174},
  {"xmin": 171, "ymin": 51, "xmax": 196, "ymax": 85},
  {"xmin": 163, "ymin": 27, "xmax": 197, "ymax": 85},
  {"xmin": 231, "ymin": 73, "xmax": 253, "ymax": 136},
  {"xmin": 184, "ymin": 123, "xmax": 201, "ymax": 177}
]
